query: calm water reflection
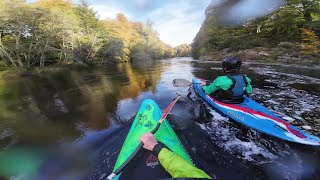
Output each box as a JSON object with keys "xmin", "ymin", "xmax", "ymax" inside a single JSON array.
[
  {"xmin": 1, "ymin": 58, "xmax": 320, "ymax": 147},
  {"xmin": 0, "ymin": 58, "xmax": 195, "ymax": 148},
  {"xmin": 1, "ymin": 58, "xmax": 320, "ymax": 179}
]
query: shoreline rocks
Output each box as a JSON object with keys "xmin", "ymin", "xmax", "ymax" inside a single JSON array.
[{"xmin": 199, "ymin": 42, "xmax": 320, "ymax": 65}]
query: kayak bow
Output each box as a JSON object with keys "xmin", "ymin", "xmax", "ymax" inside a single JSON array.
[{"xmin": 110, "ymin": 98, "xmax": 192, "ymax": 179}]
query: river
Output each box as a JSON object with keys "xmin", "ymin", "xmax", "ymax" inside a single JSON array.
[{"xmin": 0, "ymin": 57, "xmax": 319, "ymax": 179}]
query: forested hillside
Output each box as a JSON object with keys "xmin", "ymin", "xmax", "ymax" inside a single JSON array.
[
  {"xmin": 0, "ymin": 0, "xmax": 175, "ymax": 68},
  {"xmin": 192, "ymin": 0, "xmax": 320, "ymax": 63}
]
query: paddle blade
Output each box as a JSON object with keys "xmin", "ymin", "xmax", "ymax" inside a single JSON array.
[
  {"xmin": 172, "ymin": 79, "xmax": 192, "ymax": 87},
  {"xmin": 159, "ymin": 96, "xmax": 181, "ymax": 123}
]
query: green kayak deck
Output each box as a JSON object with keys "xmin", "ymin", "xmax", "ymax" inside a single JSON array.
[{"xmin": 113, "ymin": 99, "xmax": 192, "ymax": 179}]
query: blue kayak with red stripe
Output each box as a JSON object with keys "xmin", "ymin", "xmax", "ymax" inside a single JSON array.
[{"xmin": 192, "ymin": 77, "xmax": 320, "ymax": 146}]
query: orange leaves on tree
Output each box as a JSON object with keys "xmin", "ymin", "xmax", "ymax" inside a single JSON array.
[{"xmin": 300, "ymin": 28, "xmax": 320, "ymax": 55}]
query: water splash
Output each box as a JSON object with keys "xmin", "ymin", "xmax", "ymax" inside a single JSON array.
[{"xmin": 198, "ymin": 108, "xmax": 279, "ymax": 163}]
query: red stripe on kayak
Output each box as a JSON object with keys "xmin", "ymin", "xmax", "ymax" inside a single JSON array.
[{"xmin": 208, "ymin": 95, "xmax": 307, "ymax": 139}]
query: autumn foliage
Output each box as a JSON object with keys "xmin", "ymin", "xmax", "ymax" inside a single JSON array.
[
  {"xmin": 300, "ymin": 28, "xmax": 320, "ymax": 55},
  {"xmin": 0, "ymin": 0, "xmax": 175, "ymax": 68},
  {"xmin": 192, "ymin": 0, "xmax": 320, "ymax": 60}
]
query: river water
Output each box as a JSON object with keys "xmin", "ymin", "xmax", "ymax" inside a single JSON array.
[{"xmin": 0, "ymin": 58, "xmax": 319, "ymax": 179}]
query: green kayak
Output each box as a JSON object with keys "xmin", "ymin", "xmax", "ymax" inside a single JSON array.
[{"xmin": 112, "ymin": 99, "xmax": 192, "ymax": 179}]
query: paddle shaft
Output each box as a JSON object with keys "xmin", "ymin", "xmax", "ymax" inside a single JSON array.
[
  {"xmin": 173, "ymin": 78, "xmax": 277, "ymax": 88},
  {"xmin": 108, "ymin": 96, "xmax": 181, "ymax": 180},
  {"xmin": 172, "ymin": 79, "xmax": 211, "ymax": 87}
]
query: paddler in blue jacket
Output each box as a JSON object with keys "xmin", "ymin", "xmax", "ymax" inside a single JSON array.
[
  {"xmin": 140, "ymin": 132, "xmax": 212, "ymax": 179},
  {"xmin": 201, "ymin": 57, "xmax": 252, "ymax": 103}
]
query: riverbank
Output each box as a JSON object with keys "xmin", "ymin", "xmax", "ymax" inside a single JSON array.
[
  {"xmin": 1, "ymin": 55, "xmax": 320, "ymax": 81},
  {"xmin": 0, "ymin": 63, "xmax": 91, "ymax": 80},
  {"xmin": 198, "ymin": 42, "xmax": 320, "ymax": 66}
]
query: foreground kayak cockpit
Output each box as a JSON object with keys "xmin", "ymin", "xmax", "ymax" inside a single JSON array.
[{"xmin": 112, "ymin": 99, "xmax": 193, "ymax": 180}]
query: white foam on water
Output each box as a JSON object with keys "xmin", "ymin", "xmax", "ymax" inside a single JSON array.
[
  {"xmin": 98, "ymin": 173, "xmax": 106, "ymax": 180},
  {"xmin": 0, "ymin": 129, "xmax": 14, "ymax": 139},
  {"xmin": 282, "ymin": 116, "xmax": 295, "ymax": 122},
  {"xmin": 224, "ymin": 138, "xmax": 277, "ymax": 162},
  {"xmin": 270, "ymin": 110, "xmax": 287, "ymax": 118},
  {"xmin": 252, "ymin": 78, "xmax": 319, "ymax": 130},
  {"xmin": 199, "ymin": 108, "xmax": 278, "ymax": 163},
  {"xmin": 0, "ymin": 129, "xmax": 18, "ymax": 148},
  {"xmin": 209, "ymin": 109, "xmax": 229, "ymax": 121},
  {"xmin": 292, "ymin": 115, "xmax": 304, "ymax": 121},
  {"xmin": 193, "ymin": 67, "xmax": 207, "ymax": 71},
  {"xmin": 210, "ymin": 67, "xmax": 221, "ymax": 70},
  {"xmin": 253, "ymin": 67, "xmax": 320, "ymax": 84},
  {"xmin": 302, "ymin": 126, "xmax": 312, "ymax": 130},
  {"xmin": 198, "ymin": 123, "xmax": 207, "ymax": 130},
  {"xmin": 266, "ymin": 99, "xmax": 280, "ymax": 105}
]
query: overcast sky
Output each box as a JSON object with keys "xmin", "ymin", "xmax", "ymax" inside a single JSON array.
[{"xmin": 27, "ymin": 0, "xmax": 211, "ymax": 46}]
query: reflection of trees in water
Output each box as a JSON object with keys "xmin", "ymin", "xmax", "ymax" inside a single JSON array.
[
  {"xmin": 0, "ymin": 61, "xmax": 162, "ymax": 147},
  {"xmin": 116, "ymin": 62, "xmax": 159, "ymax": 98},
  {"xmin": 0, "ymin": 75, "xmax": 83, "ymax": 148}
]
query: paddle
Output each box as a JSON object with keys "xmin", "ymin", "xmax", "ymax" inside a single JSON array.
[
  {"xmin": 172, "ymin": 78, "xmax": 278, "ymax": 89},
  {"xmin": 107, "ymin": 96, "xmax": 181, "ymax": 180},
  {"xmin": 172, "ymin": 79, "xmax": 210, "ymax": 87}
]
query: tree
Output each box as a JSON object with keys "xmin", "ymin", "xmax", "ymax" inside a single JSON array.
[
  {"xmin": 35, "ymin": 0, "xmax": 79, "ymax": 65},
  {"xmin": 0, "ymin": 0, "xmax": 174, "ymax": 67},
  {"xmin": 192, "ymin": 0, "xmax": 320, "ymax": 60},
  {"xmin": 175, "ymin": 44, "xmax": 191, "ymax": 57},
  {"xmin": 102, "ymin": 13, "xmax": 134, "ymax": 62},
  {"xmin": 300, "ymin": 28, "xmax": 320, "ymax": 54},
  {"xmin": 0, "ymin": 1, "xmax": 47, "ymax": 67},
  {"xmin": 73, "ymin": 0, "xmax": 106, "ymax": 62}
]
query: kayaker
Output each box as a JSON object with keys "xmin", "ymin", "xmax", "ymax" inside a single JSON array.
[
  {"xmin": 140, "ymin": 132, "xmax": 212, "ymax": 179},
  {"xmin": 201, "ymin": 57, "xmax": 252, "ymax": 103}
]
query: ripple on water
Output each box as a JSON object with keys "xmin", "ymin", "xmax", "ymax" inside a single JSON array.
[
  {"xmin": 198, "ymin": 108, "xmax": 280, "ymax": 163},
  {"xmin": 195, "ymin": 102, "xmax": 318, "ymax": 179},
  {"xmin": 0, "ymin": 129, "xmax": 15, "ymax": 139},
  {"xmin": 252, "ymin": 84, "xmax": 320, "ymax": 134},
  {"xmin": 0, "ymin": 129, "xmax": 18, "ymax": 148}
]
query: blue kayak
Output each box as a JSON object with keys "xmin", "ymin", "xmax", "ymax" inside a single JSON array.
[{"xmin": 192, "ymin": 77, "xmax": 320, "ymax": 146}]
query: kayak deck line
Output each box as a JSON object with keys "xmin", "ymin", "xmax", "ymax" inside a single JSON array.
[{"xmin": 211, "ymin": 96, "xmax": 306, "ymax": 139}]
